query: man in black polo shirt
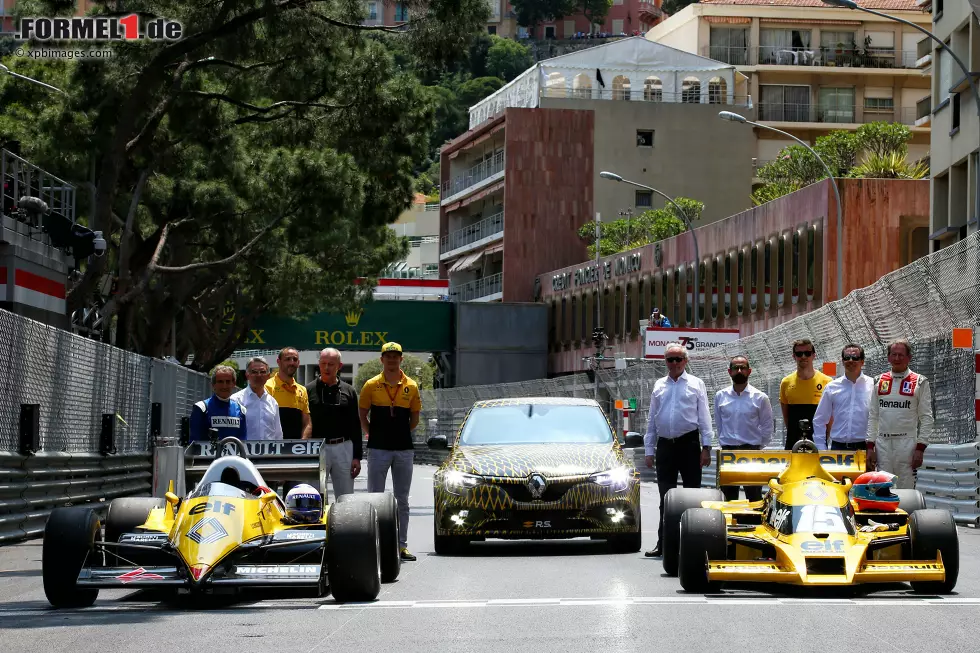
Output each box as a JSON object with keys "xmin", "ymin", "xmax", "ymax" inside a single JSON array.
[{"xmin": 305, "ymin": 348, "xmax": 362, "ymax": 502}]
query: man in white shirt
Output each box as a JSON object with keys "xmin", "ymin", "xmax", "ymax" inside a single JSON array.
[
  {"xmin": 714, "ymin": 355, "xmax": 774, "ymax": 502},
  {"xmin": 231, "ymin": 357, "xmax": 284, "ymax": 441},
  {"xmin": 643, "ymin": 342, "xmax": 714, "ymax": 558},
  {"xmin": 812, "ymin": 343, "xmax": 873, "ymax": 452}
]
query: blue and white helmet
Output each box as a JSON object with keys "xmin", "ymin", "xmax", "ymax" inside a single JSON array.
[{"xmin": 285, "ymin": 484, "xmax": 322, "ymax": 523}]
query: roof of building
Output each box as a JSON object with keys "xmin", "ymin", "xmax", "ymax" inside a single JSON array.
[{"xmin": 699, "ymin": 0, "xmax": 925, "ymax": 10}]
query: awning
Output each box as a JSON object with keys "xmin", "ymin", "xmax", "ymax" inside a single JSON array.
[
  {"xmin": 704, "ymin": 16, "xmax": 751, "ymax": 24},
  {"xmin": 484, "ymin": 242, "xmax": 504, "ymax": 256},
  {"xmin": 448, "ymin": 250, "xmax": 483, "ymax": 273},
  {"xmin": 459, "ymin": 180, "xmax": 505, "ymax": 209},
  {"xmin": 760, "ymin": 18, "xmax": 861, "ymax": 26},
  {"xmin": 448, "ymin": 123, "xmax": 506, "ymax": 159}
]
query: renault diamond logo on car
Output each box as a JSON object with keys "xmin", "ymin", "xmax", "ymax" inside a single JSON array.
[
  {"xmin": 528, "ymin": 473, "xmax": 547, "ymax": 499},
  {"xmin": 187, "ymin": 517, "xmax": 229, "ymax": 545}
]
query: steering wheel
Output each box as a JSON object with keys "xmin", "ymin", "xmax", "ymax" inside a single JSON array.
[
  {"xmin": 216, "ymin": 436, "xmax": 249, "ymax": 460},
  {"xmin": 792, "ymin": 439, "xmax": 819, "ymax": 454}
]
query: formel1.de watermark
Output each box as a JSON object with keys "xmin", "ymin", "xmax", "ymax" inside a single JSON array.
[{"xmin": 16, "ymin": 14, "xmax": 183, "ymax": 41}]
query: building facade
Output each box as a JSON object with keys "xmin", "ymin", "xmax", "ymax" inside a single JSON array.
[
  {"xmin": 488, "ymin": 0, "xmax": 666, "ymax": 39},
  {"xmin": 384, "ymin": 193, "xmax": 441, "ymax": 282},
  {"xmin": 645, "ymin": 0, "xmax": 933, "ymax": 183},
  {"xmin": 923, "ymin": 0, "xmax": 980, "ymax": 250},
  {"xmin": 439, "ymin": 37, "xmax": 757, "ymax": 304},
  {"xmin": 537, "ymin": 177, "xmax": 930, "ymax": 374}
]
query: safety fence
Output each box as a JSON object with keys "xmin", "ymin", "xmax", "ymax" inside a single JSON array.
[{"xmin": 0, "ymin": 451, "xmax": 151, "ymax": 543}]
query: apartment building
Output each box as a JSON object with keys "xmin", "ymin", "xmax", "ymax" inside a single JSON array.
[
  {"xmin": 488, "ymin": 0, "xmax": 665, "ymax": 38},
  {"xmin": 923, "ymin": 0, "xmax": 980, "ymax": 250},
  {"xmin": 438, "ymin": 37, "xmax": 757, "ymax": 305},
  {"xmin": 383, "ymin": 193, "xmax": 441, "ymax": 284},
  {"xmin": 645, "ymin": 0, "xmax": 932, "ymax": 177},
  {"xmin": 1, "ymin": 0, "xmax": 96, "ymax": 34}
]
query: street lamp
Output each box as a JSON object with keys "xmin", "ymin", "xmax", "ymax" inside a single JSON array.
[
  {"xmin": 821, "ymin": 0, "xmax": 980, "ymax": 245},
  {"xmin": 719, "ymin": 110, "xmax": 845, "ymax": 302},
  {"xmin": 599, "ymin": 171, "xmax": 700, "ymax": 328},
  {"xmin": 0, "ymin": 64, "xmax": 68, "ymax": 96}
]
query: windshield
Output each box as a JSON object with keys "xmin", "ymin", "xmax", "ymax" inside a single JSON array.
[
  {"xmin": 768, "ymin": 500, "xmax": 855, "ymax": 536},
  {"xmin": 459, "ymin": 404, "xmax": 614, "ymax": 446},
  {"xmin": 188, "ymin": 481, "xmax": 249, "ymax": 500}
]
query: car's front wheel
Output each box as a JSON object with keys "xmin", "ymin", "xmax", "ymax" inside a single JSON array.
[
  {"xmin": 909, "ymin": 509, "xmax": 959, "ymax": 594},
  {"xmin": 43, "ymin": 507, "xmax": 103, "ymax": 608},
  {"xmin": 677, "ymin": 508, "xmax": 726, "ymax": 593},
  {"xmin": 325, "ymin": 502, "xmax": 382, "ymax": 602}
]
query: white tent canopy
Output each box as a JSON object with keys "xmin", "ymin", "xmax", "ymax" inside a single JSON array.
[{"xmin": 469, "ymin": 37, "xmax": 747, "ymax": 129}]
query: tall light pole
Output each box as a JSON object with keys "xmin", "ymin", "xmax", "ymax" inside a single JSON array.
[
  {"xmin": 0, "ymin": 64, "xmax": 68, "ymax": 96},
  {"xmin": 821, "ymin": 0, "xmax": 980, "ymax": 244},
  {"xmin": 718, "ymin": 110, "xmax": 845, "ymax": 302},
  {"xmin": 619, "ymin": 207, "xmax": 632, "ymax": 338},
  {"xmin": 599, "ymin": 171, "xmax": 700, "ymax": 328}
]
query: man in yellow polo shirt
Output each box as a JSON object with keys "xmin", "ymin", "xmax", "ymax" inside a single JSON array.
[
  {"xmin": 265, "ymin": 346, "xmax": 311, "ymax": 440},
  {"xmin": 358, "ymin": 342, "xmax": 422, "ymax": 561},
  {"xmin": 780, "ymin": 338, "xmax": 832, "ymax": 449}
]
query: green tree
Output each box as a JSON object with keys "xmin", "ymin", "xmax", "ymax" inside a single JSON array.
[
  {"xmin": 510, "ymin": 0, "xmax": 576, "ymax": 38},
  {"xmin": 856, "ymin": 122, "xmax": 912, "ymax": 158},
  {"xmin": 353, "ymin": 353, "xmax": 435, "ymax": 391},
  {"xmin": 486, "ymin": 36, "xmax": 534, "ymax": 82},
  {"xmin": 0, "ymin": 0, "xmax": 490, "ymax": 371},
  {"xmin": 579, "ymin": 0, "xmax": 614, "ymax": 31},
  {"xmin": 458, "ymin": 76, "xmax": 506, "ymax": 106},
  {"xmin": 849, "ymin": 152, "xmax": 929, "ymax": 179},
  {"xmin": 577, "ymin": 199, "xmax": 702, "ymax": 258}
]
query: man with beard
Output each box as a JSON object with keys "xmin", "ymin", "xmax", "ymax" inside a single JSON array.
[
  {"xmin": 265, "ymin": 346, "xmax": 311, "ymax": 440},
  {"xmin": 713, "ymin": 355, "xmax": 774, "ymax": 502}
]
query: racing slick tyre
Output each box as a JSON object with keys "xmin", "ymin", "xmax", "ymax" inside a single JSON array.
[
  {"xmin": 895, "ymin": 489, "xmax": 927, "ymax": 516},
  {"xmin": 908, "ymin": 509, "xmax": 959, "ymax": 594},
  {"xmin": 104, "ymin": 497, "xmax": 167, "ymax": 565},
  {"xmin": 325, "ymin": 501, "xmax": 382, "ymax": 602},
  {"xmin": 43, "ymin": 507, "xmax": 103, "ymax": 608},
  {"xmin": 678, "ymin": 508, "xmax": 726, "ymax": 593},
  {"xmin": 662, "ymin": 488, "xmax": 725, "ymax": 577},
  {"xmin": 337, "ymin": 492, "xmax": 401, "ymax": 583}
]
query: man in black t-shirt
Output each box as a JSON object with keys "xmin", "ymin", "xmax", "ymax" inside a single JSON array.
[{"xmin": 305, "ymin": 348, "xmax": 362, "ymax": 502}]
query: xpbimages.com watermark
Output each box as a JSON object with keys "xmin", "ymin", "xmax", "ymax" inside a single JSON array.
[
  {"xmin": 16, "ymin": 14, "xmax": 183, "ymax": 41},
  {"xmin": 10, "ymin": 46, "xmax": 113, "ymax": 60}
]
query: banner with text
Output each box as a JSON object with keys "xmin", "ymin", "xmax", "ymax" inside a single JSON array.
[{"xmin": 644, "ymin": 328, "xmax": 741, "ymax": 359}]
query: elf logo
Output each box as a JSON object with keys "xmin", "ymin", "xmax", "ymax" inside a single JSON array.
[{"xmin": 523, "ymin": 520, "xmax": 552, "ymax": 528}]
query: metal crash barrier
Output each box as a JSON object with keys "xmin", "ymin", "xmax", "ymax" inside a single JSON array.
[
  {"xmin": 0, "ymin": 451, "xmax": 152, "ymax": 544},
  {"xmin": 918, "ymin": 442, "xmax": 980, "ymax": 525}
]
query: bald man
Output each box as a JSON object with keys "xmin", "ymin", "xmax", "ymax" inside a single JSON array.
[{"xmin": 305, "ymin": 348, "xmax": 362, "ymax": 501}]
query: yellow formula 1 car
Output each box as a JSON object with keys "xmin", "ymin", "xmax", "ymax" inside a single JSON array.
[
  {"xmin": 41, "ymin": 438, "xmax": 400, "ymax": 607},
  {"xmin": 663, "ymin": 439, "xmax": 958, "ymax": 594}
]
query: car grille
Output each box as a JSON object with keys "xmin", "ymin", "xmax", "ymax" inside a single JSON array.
[
  {"xmin": 495, "ymin": 479, "xmax": 582, "ymax": 503},
  {"xmin": 805, "ymin": 558, "xmax": 846, "ymax": 575}
]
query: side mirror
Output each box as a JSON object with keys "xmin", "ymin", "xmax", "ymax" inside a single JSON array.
[
  {"xmin": 624, "ymin": 431, "xmax": 644, "ymax": 448},
  {"xmin": 165, "ymin": 492, "xmax": 180, "ymax": 506},
  {"xmin": 427, "ymin": 435, "xmax": 449, "ymax": 450}
]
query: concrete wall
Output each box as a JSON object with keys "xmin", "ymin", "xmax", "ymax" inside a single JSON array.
[
  {"xmin": 538, "ymin": 97, "xmax": 756, "ymax": 225},
  {"xmin": 452, "ymin": 302, "xmax": 549, "ymax": 386}
]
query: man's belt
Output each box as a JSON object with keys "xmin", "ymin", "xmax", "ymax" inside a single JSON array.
[
  {"xmin": 878, "ymin": 433, "xmax": 914, "ymax": 438},
  {"xmin": 661, "ymin": 429, "xmax": 699, "ymax": 442},
  {"xmin": 323, "ymin": 437, "xmax": 346, "ymax": 445}
]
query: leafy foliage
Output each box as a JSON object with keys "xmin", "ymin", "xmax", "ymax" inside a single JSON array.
[
  {"xmin": 849, "ymin": 152, "xmax": 929, "ymax": 180},
  {"xmin": 510, "ymin": 0, "xmax": 578, "ymax": 33},
  {"xmin": 486, "ymin": 37, "xmax": 534, "ymax": 82},
  {"xmin": 353, "ymin": 353, "xmax": 435, "ymax": 391},
  {"xmin": 0, "ymin": 0, "xmax": 490, "ymax": 370},
  {"xmin": 576, "ymin": 199, "xmax": 702, "ymax": 258}
]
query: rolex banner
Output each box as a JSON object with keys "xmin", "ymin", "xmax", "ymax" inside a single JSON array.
[{"xmin": 644, "ymin": 327, "xmax": 741, "ymax": 359}]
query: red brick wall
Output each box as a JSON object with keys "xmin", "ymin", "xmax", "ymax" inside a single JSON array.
[{"xmin": 502, "ymin": 108, "xmax": 594, "ymax": 302}]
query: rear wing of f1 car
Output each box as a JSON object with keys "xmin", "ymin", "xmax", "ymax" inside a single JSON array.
[{"xmin": 715, "ymin": 450, "xmax": 866, "ymax": 487}]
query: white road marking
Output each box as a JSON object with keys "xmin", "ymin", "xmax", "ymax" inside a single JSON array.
[{"xmin": 318, "ymin": 595, "xmax": 980, "ymax": 610}]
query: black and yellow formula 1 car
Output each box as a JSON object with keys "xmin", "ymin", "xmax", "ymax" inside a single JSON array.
[
  {"xmin": 661, "ymin": 439, "xmax": 958, "ymax": 594},
  {"xmin": 41, "ymin": 437, "xmax": 400, "ymax": 607},
  {"xmin": 427, "ymin": 397, "xmax": 642, "ymax": 554}
]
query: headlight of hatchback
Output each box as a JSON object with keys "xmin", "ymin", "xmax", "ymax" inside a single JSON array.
[
  {"xmin": 442, "ymin": 470, "xmax": 483, "ymax": 495},
  {"xmin": 590, "ymin": 467, "xmax": 632, "ymax": 492}
]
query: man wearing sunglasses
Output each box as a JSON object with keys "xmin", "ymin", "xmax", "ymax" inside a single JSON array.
[
  {"xmin": 779, "ymin": 339, "xmax": 832, "ymax": 449},
  {"xmin": 714, "ymin": 355, "xmax": 774, "ymax": 501},
  {"xmin": 643, "ymin": 343, "xmax": 714, "ymax": 558},
  {"xmin": 866, "ymin": 339, "xmax": 933, "ymax": 489},
  {"xmin": 811, "ymin": 344, "xmax": 873, "ymax": 451}
]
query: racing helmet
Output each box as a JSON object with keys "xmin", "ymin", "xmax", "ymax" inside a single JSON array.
[
  {"xmin": 285, "ymin": 484, "xmax": 323, "ymax": 523},
  {"xmin": 852, "ymin": 471, "xmax": 900, "ymax": 511}
]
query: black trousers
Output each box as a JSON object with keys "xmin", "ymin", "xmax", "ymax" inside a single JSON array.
[
  {"xmin": 831, "ymin": 440, "xmax": 864, "ymax": 451},
  {"xmin": 719, "ymin": 445, "xmax": 764, "ymax": 502},
  {"xmin": 656, "ymin": 430, "xmax": 702, "ymax": 545}
]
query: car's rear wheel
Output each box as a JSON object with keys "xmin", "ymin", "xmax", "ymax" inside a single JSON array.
[
  {"xmin": 908, "ymin": 509, "xmax": 959, "ymax": 594},
  {"xmin": 662, "ymin": 488, "xmax": 725, "ymax": 576},
  {"xmin": 895, "ymin": 489, "xmax": 927, "ymax": 515},
  {"xmin": 337, "ymin": 492, "xmax": 401, "ymax": 582},
  {"xmin": 325, "ymin": 502, "xmax": 382, "ymax": 602},
  {"xmin": 678, "ymin": 508, "xmax": 726, "ymax": 593},
  {"xmin": 104, "ymin": 497, "xmax": 168, "ymax": 565},
  {"xmin": 43, "ymin": 507, "xmax": 102, "ymax": 608}
]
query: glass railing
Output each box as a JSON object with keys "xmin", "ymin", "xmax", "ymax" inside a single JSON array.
[
  {"xmin": 440, "ymin": 211, "xmax": 504, "ymax": 253},
  {"xmin": 449, "ymin": 272, "xmax": 503, "ymax": 302}
]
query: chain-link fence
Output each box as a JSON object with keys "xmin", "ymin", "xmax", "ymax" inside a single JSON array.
[
  {"xmin": 424, "ymin": 231, "xmax": 980, "ymax": 447},
  {"xmin": 0, "ymin": 309, "xmax": 211, "ymax": 453}
]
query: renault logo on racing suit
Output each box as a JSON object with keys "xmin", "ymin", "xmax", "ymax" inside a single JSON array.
[{"xmin": 528, "ymin": 473, "xmax": 547, "ymax": 499}]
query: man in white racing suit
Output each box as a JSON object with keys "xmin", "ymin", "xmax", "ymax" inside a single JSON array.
[{"xmin": 866, "ymin": 339, "xmax": 933, "ymax": 489}]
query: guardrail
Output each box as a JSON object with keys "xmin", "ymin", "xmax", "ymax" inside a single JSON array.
[{"xmin": 0, "ymin": 451, "xmax": 151, "ymax": 544}]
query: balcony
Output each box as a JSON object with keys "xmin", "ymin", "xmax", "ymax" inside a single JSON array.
[
  {"xmin": 441, "ymin": 151, "xmax": 505, "ymax": 205},
  {"xmin": 543, "ymin": 87, "xmax": 752, "ymax": 106},
  {"xmin": 450, "ymin": 272, "xmax": 503, "ymax": 302},
  {"xmin": 915, "ymin": 96, "xmax": 932, "ymax": 127},
  {"xmin": 702, "ymin": 46, "xmax": 919, "ymax": 70},
  {"xmin": 916, "ymin": 37, "xmax": 932, "ymax": 69},
  {"xmin": 440, "ymin": 211, "xmax": 504, "ymax": 259},
  {"xmin": 757, "ymin": 103, "xmax": 919, "ymax": 126}
]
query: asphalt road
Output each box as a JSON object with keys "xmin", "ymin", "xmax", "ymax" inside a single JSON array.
[{"xmin": 3, "ymin": 463, "xmax": 980, "ymax": 653}]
